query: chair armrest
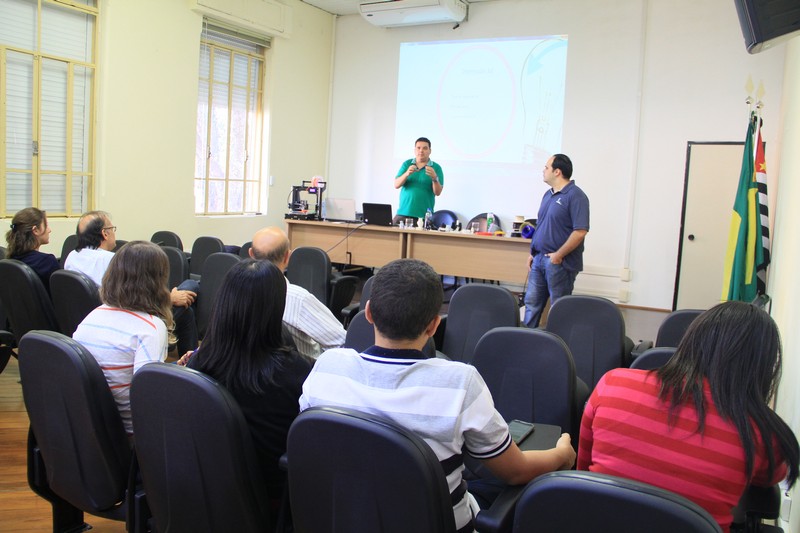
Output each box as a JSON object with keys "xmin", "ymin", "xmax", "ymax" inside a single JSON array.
[
  {"xmin": 341, "ymin": 303, "xmax": 360, "ymax": 327},
  {"xmin": 630, "ymin": 339, "xmax": 654, "ymax": 359},
  {"xmin": 474, "ymin": 484, "xmax": 525, "ymax": 533}
]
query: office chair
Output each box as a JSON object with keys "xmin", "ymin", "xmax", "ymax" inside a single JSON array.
[
  {"xmin": 189, "ymin": 236, "xmax": 225, "ymax": 281},
  {"xmin": 18, "ymin": 330, "xmax": 147, "ymax": 533},
  {"xmin": 467, "ymin": 212, "xmax": 503, "ymax": 233},
  {"xmin": 432, "ymin": 209, "xmax": 459, "ymax": 230},
  {"xmin": 471, "ymin": 327, "xmax": 583, "ymax": 441},
  {"xmin": 344, "ymin": 309, "xmax": 436, "ymax": 358},
  {"xmin": 59, "ymin": 233, "xmax": 79, "ymax": 268},
  {"xmin": 162, "ymin": 245, "xmax": 190, "ymax": 290},
  {"xmin": 150, "ymin": 230, "xmax": 184, "ymax": 250},
  {"xmin": 130, "ymin": 363, "xmax": 272, "ymax": 533},
  {"xmin": 49, "ymin": 270, "xmax": 102, "ymax": 337},
  {"xmin": 286, "ymin": 246, "xmax": 359, "ymax": 318},
  {"xmin": 239, "ymin": 241, "xmax": 253, "ymax": 259},
  {"xmin": 655, "ymin": 309, "xmax": 704, "ymax": 347},
  {"xmin": 0, "ymin": 248, "xmax": 14, "ymax": 373},
  {"xmin": 341, "ymin": 275, "xmax": 374, "ymax": 327},
  {"xmin": 629, "ymin": 347, "xmax": 677, "ymax": 370},
  {"xmin": 0, "ymin": 259, "xmax": 61, "ymax": 341},
  {"xmin": 196, "ymin": 252, "xmax": 241, "ymax": 338},
  {"xmin": 287, "ymin": 406, "xmax": 457, "ymax": 533},
  {"xmin": 440, "ymin": 284, "xmax": 519, "ymax": 363},
  {"xmin": 510, "ymin": 471, "xmax": 722, "ymax": 532},
  {"xmin": 545, "ymin": 295, "xmax": 627, "ymax": 392}
]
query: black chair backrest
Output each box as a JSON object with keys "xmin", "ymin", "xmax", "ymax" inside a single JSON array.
[
  {"xmin": 285, "ymin": 246, "xmax": 331, "ymax": 306},
  {"xmin": 288, "ymin": 406, "xmax": 457, "ymax": 533},
  {"xmin": 162, "ymin": 245, "xmax": 190, "ymax": 290},
  {"xmin": 345, "ymin": 310, "xmax": 436, "ymax": 358},
  {"xmin": 0, "ymin": 259, "xmax": 60, "ymax": 340},
  {"xmin": 130, "ymin": 363, "xmax": 271, "ymax": 533},
  {"xmin": 513, "ymin": 471, "xmax": 722, "ymax": 533},
  {"xmin": 432, "ymin": 209, "xmax": 458, "ymax": 230},
  {"xmin": 629, "ymin": 347, "xmax": 677, "ymax": 371},
  {"xmin": 49, "ymin": 270, "xmax": 102, "ymax": 337},
  {"xmin": 545, "ymin": 295, "xmax": 626, "ymax": 391},
  {"xmin": 329, "ymin": 273, "xmax": 358, "ymax": 317},
  {"xmin": 59, "ymin": 233, "xmax": 78, "ymax": 269},
  {"xmin": 189, "ymin": 236, "xmax": 225, "ymax": 280},
  {"xmin": 344, "ymin": 310, "xmax": 374, "ymax": 353},
  {"xmin": 196, "ymin": 252, "xmax": 241, "ymax": 338},
  {"xmin": 472, "ymin": 327, "xmax": 577, "ymax": 436},
  {"xmin": 18, "ymin": 330, "xmax": 131, "ymax": 518},
  {"xmin": 442, "ymin": 284, "xmax": 519, "ymax": 363},
  {"xmin": 239, "ymin": 241, "xmax": 253, "ymax": 259},
  {"xmin": 150, "ymin": 230, "xmax": 183, "ymax": 250},
  {"xmin": 360, "ymin": 275, "xmax": 375, "ymax": 308},
  {"xmin": 0, "ymin": 246, "xmax": 5, "ymax": 259},
  {"xmin": 467, "ymin": 212, "xmax": 503, "ymax": 233},
  {"xmin": 655, "ymin": 309, "xmax": 704, "ymax": 347}
]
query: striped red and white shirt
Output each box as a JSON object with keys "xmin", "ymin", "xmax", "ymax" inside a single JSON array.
[
  {"xmin": 578, "ymin": 368, "xmax": 787, "ymax": 531},
  {"xmin": 73, "ymin": 305, "xmax": 168, "ymax": 435}
]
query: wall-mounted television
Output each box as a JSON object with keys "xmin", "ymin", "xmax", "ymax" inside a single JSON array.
[{"xmin": 734, "ymin": 0, "xmax": 800, "ymax": 54}]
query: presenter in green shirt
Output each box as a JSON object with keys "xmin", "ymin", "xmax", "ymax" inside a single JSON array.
[{"xmin": 393, "ymin": 137, "xmax": 444, "ymax": 225}]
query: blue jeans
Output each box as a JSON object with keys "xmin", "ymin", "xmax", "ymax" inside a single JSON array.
[{"xmin": 523, "ymin": 253, "xmax": 578, "ymax": 328}]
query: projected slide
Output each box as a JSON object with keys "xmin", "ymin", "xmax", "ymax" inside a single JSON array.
[{"xmin": 395, "ymin": 36, "xmax": 568, "ymax": 165}]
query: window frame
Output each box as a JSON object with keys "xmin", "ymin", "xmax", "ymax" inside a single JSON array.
[
  {"xmin": 0, "ymin": 0, "xmax": 98, "ymax": 218},
  {"xmin": 194, "ymin": 22, "xmax": 267, "ymax": 216}
]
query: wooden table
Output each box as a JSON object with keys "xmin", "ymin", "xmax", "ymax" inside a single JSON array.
[{"xmin": 285, "ymin": 220, "xmax": 532, "ymax": 284}]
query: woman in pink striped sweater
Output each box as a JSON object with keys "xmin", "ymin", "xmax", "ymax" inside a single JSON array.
[{"xmin": 578, "ymin": 301, "xmax": 798, "ymax": 531}]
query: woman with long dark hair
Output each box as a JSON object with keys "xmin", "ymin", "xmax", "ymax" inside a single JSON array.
[
  {"xmin": 183, "ymin": 259, "xmax": 313, "ymax": 510},
  {"xmin": 5, "ymin": 207, "xmax": 59, "ymax": 291},
  {"xmin": 73, "ymin": 241, "xmax": 174, "ymax": 437},
  {"xmin": 578, "ymin": 301, "xmax": 799, "ymax": 531}
]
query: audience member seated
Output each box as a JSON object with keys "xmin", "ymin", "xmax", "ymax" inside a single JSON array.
[
  {"xmin": 249, "ymin": 227, "xmax": 345, "ymax": 359},
  {"xmin": 179, "ymin": 259, "xmax": 313, "ymax": 518},
  {"xmin": 66, "ymin": 211, "xmax": 199, "ymax": 354},
  {"xmin": 73, "ymin": 241, "xmax": 174, "ymax": 437},
  {"xmin": 5, "ymin": 207, "xmax": 59, "ymax": 292},
  {"xmin": 300, "ymin": 259, "xmax": 576, "ymax": 532},
  {"xmin": 578, "ymin": 301, "xmax": 799, "ymax": 531}
]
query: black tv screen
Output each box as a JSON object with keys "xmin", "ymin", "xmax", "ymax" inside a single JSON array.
[{"xmin": 734, "ymin": 0, "xmax": 800, "ymax": 54}]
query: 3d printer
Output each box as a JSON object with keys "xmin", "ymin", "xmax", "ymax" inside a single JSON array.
[{"xmin": 285, "ymin": 178, "xmax": 327, "ymax": 220}]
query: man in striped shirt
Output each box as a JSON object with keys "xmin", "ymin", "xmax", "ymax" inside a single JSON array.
[
  {"xmin": 250, "ymin": 227, "xmax": 346, "ymax": 359},
  {"xmin": 300, "ymin": 259, "xmax": 575, "ymax": 532}
]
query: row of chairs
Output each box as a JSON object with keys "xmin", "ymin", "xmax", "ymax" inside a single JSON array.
[{"xmin": 16, "ymin": 330, "xmax": 725, "ymax": 533}]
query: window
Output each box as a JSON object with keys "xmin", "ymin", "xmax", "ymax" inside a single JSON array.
[
  {"xmin": 0, "ymin": 0, "xmax": 97, "ymax": 218},
  {"xmin": 195, "ymin": 23, "xmax": 267, "ymax": 215}
]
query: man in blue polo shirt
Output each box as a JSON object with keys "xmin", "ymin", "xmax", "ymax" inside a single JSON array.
[{"xmin": 523, "ymin": 154, "xmax": 590, "ymax": 328}]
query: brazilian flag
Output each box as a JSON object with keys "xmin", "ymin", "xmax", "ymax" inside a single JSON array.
[{"xmin": 721, "ymin": 115, "xmax": 762, "ymax": 301}]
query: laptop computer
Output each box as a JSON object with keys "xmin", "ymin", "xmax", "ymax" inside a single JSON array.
[
  {"xmin": 322, "ymin": 198, "xmax": 358, "ymax": 222},
  {"xmin": 362, "ymin": 203, "xmax": 394, "ymax": 226}
]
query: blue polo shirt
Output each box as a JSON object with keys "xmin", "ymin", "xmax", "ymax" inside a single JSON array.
[{"xmin": 530, "ymin": 180, "xmax": 590, "ymax": 272}]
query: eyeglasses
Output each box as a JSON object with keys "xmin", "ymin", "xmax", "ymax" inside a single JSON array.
[{"xmin": 103, "ymin": 226, "xmax": 117, "ymax": 232}]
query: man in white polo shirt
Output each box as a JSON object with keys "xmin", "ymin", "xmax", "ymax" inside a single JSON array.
[
  {"xmin": 64, "ymin": 210, "xmax": 117, "ymax": 286},
  {"xmin": 249, "ymin": 226, "xmax": 346, "ymax": 359},
  {"xmin": 300, "ymin": 259, "xmax": 575, "ymax": 532}
]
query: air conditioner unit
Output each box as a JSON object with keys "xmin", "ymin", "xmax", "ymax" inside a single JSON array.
[{"xmin": 359, "ymin": 0, "xmax": 468, "ymax": 28}]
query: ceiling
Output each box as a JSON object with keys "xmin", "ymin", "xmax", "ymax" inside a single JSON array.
[{"xmin": 300, "ymin": 0, "xmax": 495, "ymax": 17}]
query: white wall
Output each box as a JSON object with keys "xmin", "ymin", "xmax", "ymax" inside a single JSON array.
[
  {"xmin": 324, "ymin": 0, "xmax": 786, "ymax": 309},
  {"xmin": 771, "ymin": 37, "xmax": 800, "ymax": 532},
  {"xmin": 44, "ymin": 0, "xmax": 335, "ymax": 253}
]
